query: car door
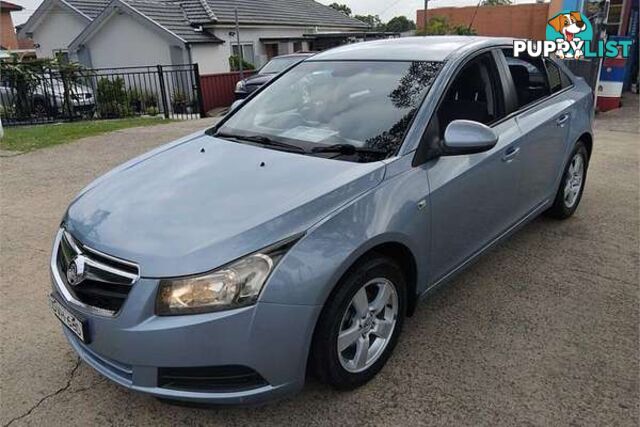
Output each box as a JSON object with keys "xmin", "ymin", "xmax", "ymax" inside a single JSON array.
[
  {"xmin": 418, "ymin": 50, "xmax": 525, "ymax": 284},
  {"xmin": 499, "ymin": 50, "xmax": 571, "ymax": 216}
]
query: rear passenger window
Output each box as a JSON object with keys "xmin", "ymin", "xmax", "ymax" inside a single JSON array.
[
  {"xmin": 544, "ymin": 59, "xmax": 572, "ymax": 93},
  {"xmin": 545, "ymin": 60, "xmax": 563, "ymax": 93},
  {"xmin": 545, "ymin": 58, "xmax": 572, "ymax": 92},
  {"xmin": 502, "ymin": 49, "xmax": 551, "ymax": 108}
]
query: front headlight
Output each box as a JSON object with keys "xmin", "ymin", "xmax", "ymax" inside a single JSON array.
[
  {"xmin": 155, "ymin": 236, "xmax": 299, "ymax": 315},
  {"xmin": 235, "ymin": 80, "xmax": 246, "ymax": 91}
]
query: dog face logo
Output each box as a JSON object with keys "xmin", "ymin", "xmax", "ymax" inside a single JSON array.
[
  {"xmin": 546, "ymin": 11, "xmax": 589, "ymax": 59},
  {"xmin": 548, "ymin": 12, "xmax": 586, "ymax": 42}
]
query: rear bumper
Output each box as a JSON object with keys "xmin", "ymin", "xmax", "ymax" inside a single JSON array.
[{"xmin": 52, "ymin": 274, "xmax": 322, "ymax": 404}]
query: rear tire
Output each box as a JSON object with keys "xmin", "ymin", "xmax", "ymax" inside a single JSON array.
[
  {"xmin": 310, "ymin": 254, "xmax": 406, "ymax": 390},
  {"xmin": 546, "ymin": 141, "xmax": 589, "ymax": 219}
]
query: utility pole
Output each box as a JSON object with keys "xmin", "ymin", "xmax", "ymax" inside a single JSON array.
[
  {"xmin": 424, "ymin": 0, "xmax": 429, "ymax": 31},
  {"xmin": 234, "ymin": 7, "xmax": 244, "ymax": 79}
]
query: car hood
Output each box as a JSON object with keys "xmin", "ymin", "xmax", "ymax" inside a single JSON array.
[
  {"xmin": 64, "ymin": 132, "xmax": 385, "ymax": 277},
  {"xmin": 244, "ymin": 73, "xmax": 275, "ymax": 86}
]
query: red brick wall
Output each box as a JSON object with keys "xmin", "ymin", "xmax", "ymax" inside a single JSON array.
[
  {"xmin": 1, "ymin": 11, "xmax": 18, "ymax": 49},
  {"xmin": 417, "ymin": 3, "xmax": 550, "ymax": 40}
]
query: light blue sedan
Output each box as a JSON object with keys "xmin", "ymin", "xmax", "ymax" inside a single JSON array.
[{"xmin": 49, "ymin": 36, "xmax": 593, "ymax": 404}]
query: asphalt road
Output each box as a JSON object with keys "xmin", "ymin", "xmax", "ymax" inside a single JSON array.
[{"xmin": 1, "ymin": 104, "xmax": 638, "ymax": 426}]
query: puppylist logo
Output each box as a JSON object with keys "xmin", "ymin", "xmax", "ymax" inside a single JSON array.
[{"xmin": 513, "ymin": 11, "xmax": 632, "ymax": 59}]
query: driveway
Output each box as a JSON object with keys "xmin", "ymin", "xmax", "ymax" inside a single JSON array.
[{"xmin": 1, "ymin": 107, "xmax": 638, "ymax": 426}]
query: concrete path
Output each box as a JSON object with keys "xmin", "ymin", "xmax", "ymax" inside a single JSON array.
[{"xmin": 0, "ymin": 109, "xmax": 638, "ymax": 425}]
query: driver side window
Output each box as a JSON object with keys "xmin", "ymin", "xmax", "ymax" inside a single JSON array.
[
  {"xmin": 437, "ymin": 53, "xmax": 505, "ymax": 134},
  {"xmin": 417, "ymin": 52, "xmax": 505, "ymax": 163}
]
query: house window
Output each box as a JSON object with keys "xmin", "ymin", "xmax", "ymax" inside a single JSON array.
[
  {"xmin": 232, "ymin": 43, "xmax": 255, "ymax": 66},
  {"xmin": 264, "ymin": 43, "xmax": 279, "ymax": 60},
  {"xmin": 293, "ymin": 41, "xmax": 302, "ymax": 52},
  {"xmin": 53, "ymin": 49, "xmax": 69, "ymax": 64}
]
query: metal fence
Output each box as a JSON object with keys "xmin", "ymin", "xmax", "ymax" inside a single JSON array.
[{"xmin": 0, "ymin": 63, "xmax": 204, "ymax": 126}]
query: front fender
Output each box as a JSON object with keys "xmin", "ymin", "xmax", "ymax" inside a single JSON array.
[{"xmin": 260, "ymin": 157, "xmax": 431, "ymax": 307}]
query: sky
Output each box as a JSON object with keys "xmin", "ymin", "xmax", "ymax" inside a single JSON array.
[
  {"xmin": 10, "ymin": 0, "xmax": 538, "ymax": 26},
  {"xmin": 316, "ymin": 0, "xmax": 540, "ymax": 22}
]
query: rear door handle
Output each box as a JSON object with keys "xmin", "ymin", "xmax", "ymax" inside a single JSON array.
[
  {"xmin": 502, "ymin": 146, "xmax": 520, "ymax": 162},
  {"xmin": 556, "ymin": 113, "xmax": 570, "ymax": 127}
]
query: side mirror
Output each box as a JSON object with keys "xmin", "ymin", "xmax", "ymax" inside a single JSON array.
[
  {"xmin": 443, "ymin": 120, "xmax": 498, "ymax": 156},
  {"xmin": 228, "ymin": 99, "xmax": 244, "ymax": 114}
]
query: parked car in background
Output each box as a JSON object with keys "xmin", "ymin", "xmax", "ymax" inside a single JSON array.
[
  {"xmin": 234, "ymin": 52, "xmax": 315, "ymax": 99},
  {"xmin": 50, "ymin": 37, "xmax": 594, "ymax": 405},
  {"xmin": 0, "ymin": 74, "xmax": 94, "ymax": 119}
]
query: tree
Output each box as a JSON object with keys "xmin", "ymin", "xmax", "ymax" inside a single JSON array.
[
  {"xmin": 415, "ymin": 16, "xmax": 477, "ymax": 36},
  {"xmin": 329, "ymin": 3, "xmax": 351, "ymax": 16},
  {"xmin": 354, "ymin": 14, "xmax": 384, "ymax": 30},
  {"xmin": 451, "ymin": 25, "xmax": 477, "ymax": 35},
  {"xmin": 482, "ymin": 0, "xmax": 512, "ymax": 5},
  {"xmin": 417, "ymin": 15, "xmax": 450, "ymax": 35},
  {"xmin": 385, "ymin": 16, "xmax": 416, "ymax": 33}
]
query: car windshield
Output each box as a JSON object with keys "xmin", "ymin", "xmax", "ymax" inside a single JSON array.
[
  {"xmin": 259, "ymin": 56, "xmax": 304, "ymax": 74},
  {"xmin": 218, "ymin": 60, "xmax": 441, "ymax": 159}
]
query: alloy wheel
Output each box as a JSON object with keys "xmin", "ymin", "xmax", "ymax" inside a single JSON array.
[
  {"xmin": 564, "ymin": 153, "xmax": 585, "ymax": 208},
  {"xmin": 337, "ymin": 278, "xmax": 398, "ymax": 373}
]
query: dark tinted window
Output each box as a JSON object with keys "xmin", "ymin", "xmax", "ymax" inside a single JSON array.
[
  {"xmin": 434, "ymin": 52, "xmax": 505, "ymax": 138},
  {"xmin": 545, "ymin": 58, "xmax": 572, "ymax": 91},
  {"xmin": 503, "ymin": 49, "xmax": 551, "ymax": 108},
  {"xmin": 416, "ymin": 52, "xmax": 505, "ymax": 163},
  {"xmin": 545, "ymin": 59, "xmax": 564, "ymax": 93}
]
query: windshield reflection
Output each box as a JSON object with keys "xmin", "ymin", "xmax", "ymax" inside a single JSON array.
[{"xmin": 218, "ymin": 60, "xmax": 442, "ymax": 162}]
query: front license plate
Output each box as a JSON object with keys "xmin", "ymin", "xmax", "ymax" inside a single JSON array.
[{"xmin": 49, "ymin": 294, "xmax": 88, "ymax": 343}]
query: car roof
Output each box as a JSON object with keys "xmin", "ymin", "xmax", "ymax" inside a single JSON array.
[
  {"xmin": 309, "ymin": 36, "xmax": 515, "ymax": 62},
  {"xmin": 273, "ymin": 52, "xmax": 316, "ymax": 59}
]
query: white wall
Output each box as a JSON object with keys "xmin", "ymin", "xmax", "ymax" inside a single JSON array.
[
  {"xmin": 84, "ymin": 12, "xmax": 176, "ymax": 68},
  {"xmin": 32, "ymin": 5, "xmax": 87, "ymax": 58},
  {"xmin": 211, "ymin": 26, "xmax": 310, "ymax": 70},
  {"xmin": 190, "ymin": 44, "xmax": 228, "ymax": 74}
]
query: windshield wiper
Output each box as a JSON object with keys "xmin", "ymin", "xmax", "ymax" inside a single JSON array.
[
  {"xmin": 311, "ymin": 144, "xmax": 388, "ymax": 158},
  {"xmin": 214, "ymin": 132, "xmax": 307, "ymax": 153}
]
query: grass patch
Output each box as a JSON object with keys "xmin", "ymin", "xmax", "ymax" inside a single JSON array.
[{"xmin": 0, "ymin": 117, "xmax": 173, "ymax": 153}]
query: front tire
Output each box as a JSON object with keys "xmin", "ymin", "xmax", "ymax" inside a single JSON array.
[
  {"xmin": 546, "ymin": 141, "xmax": 589, "ymax": 219},
  {"xmin": 310, "ymin": 255, "xmax": 406, "ymax": 390}
]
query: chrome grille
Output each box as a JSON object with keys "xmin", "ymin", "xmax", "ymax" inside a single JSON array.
[{"xmin": 52, "ymin": 229, "xmax": 139, "ymax": 315}]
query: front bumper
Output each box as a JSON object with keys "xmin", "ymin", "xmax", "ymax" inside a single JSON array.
[{"xmin": 51, "ymin": 274, "xmax": 321, "ymax": 404}]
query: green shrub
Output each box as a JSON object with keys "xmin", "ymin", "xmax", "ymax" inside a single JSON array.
[
  {"xmin": 229, "ymin": 55, "xmax": 255, "ymax": 72},
  {"xmin": 145, "ymin": 106, "xmax": 160, "ymax": 116},
  {"xmin": 128, "ymin": 88, "xmax": 157, "ymax": 113},
  {"xmin": 0, "ymin": 104, "xmax": 16, "ymax": 117},
  {"xmin": 415, "ymin": 16, "xmax": 477, "ymax": 36},
  {"xmin": 171, "ymin": 89, "xmax": 191, "ymax": 114},
  {"xmin": 96, "ymin": 77, "xmax": 131, "ymax": 118}
]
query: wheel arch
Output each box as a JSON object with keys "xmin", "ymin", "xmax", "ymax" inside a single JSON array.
[
  {"xmin": 322, "ymin": 240, "xmax": 420, "ymax": 319},
  {"xmin": 578, "ymin": 131, "xmax": 593, "ymax": 159}
]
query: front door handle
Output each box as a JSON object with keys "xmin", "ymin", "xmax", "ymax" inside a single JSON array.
[
  {"xmin": 556, "ymin": 113, "xmax": 570, "ymax": 127},
  {"xmin": 502, "ymin": 146, "xmax": 520, "ymax": 162}
]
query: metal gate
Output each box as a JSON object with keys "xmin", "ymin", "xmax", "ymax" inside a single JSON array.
[{"xmin": 0, "ymin": 63, "xmax": 204, "ymax": 126}]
